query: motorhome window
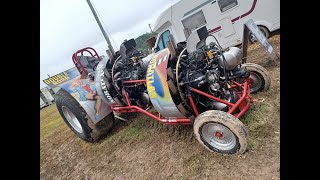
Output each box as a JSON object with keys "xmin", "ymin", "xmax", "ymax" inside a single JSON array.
[
  {"xmin": 157, "ymin": 30, "xmax": 170, "ymax": 51},
  {"xmin": 218, "ymin": 0, "xmax": 238, "ymax": 13},
  {"xmin": 182, "ymin": 10, "xmax": 207, "ymax": 32}
]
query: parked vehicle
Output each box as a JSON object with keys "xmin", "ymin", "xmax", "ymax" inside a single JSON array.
[
  {"xmin": 152, "ymin": 0, "xmax": 280, "ymax": 52},
  {"xmin": 54, "ymin": 26, "xmax": 271, "ymax": 154}
]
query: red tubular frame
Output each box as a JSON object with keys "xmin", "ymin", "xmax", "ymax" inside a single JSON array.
[
  {"xmin": 190, "ymin": 88, "xmax": 234, "ymax": 107},
  {"xmin": 188, "ymin": 95, "xmax": 199, "ymax": 116},
  {"xmin": 72, "ymin": 47, "xmax": 102, "ymax": 78},
  {"xmin": 111, "ymin": 79, "xmax": 252, "ymax": 124},
  {"xmin": 190, "ymin": 81, "xmax": 251, "ymax": 119},
  {"xmin": 123, "ymin": 80, "xmax": 146, "ymax": 84},
  {"xmin": 112, "ymin": 105, "xmax": 191, "ymax": 124},
  {"xmin": 112, "ymin": 79, "xmax": 191, "ymax": 124}
]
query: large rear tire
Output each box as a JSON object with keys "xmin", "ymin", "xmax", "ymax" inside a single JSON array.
[
  {"xmin": 55, "ymin": 89, "xmax": 114, "ymax": 142},
  {"xmin": 193, "ymin": 110, "xmax": 248, "ymax": 154}
]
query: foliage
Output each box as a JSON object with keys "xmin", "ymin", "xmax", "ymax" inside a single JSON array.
[{"xmin": 135, "ymin": 32, "xmax": 157, "ymax": 51}]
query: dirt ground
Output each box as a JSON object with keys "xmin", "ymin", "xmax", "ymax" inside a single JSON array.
[{"xmin": 40, "ymin": 34, "xmax": 280, "ymax": 180}]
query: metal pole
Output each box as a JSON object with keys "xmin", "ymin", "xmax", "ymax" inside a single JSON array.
[
  {"xmin": 86, "ymin": 0, "xmax": 115, "ymax": 56},
  {"xmin": 148, "ymin": 24, "xmax": 153, "ymax": 33}
]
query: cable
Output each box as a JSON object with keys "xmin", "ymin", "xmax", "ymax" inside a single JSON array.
[
  {"xmin": 206, "ymin": 34, "xmax": 229, "ymax": 83},
  {"xmin": 176, "ymin": 48, "xmax": 188, "ymax": 104},
  {"xmin": 208, "ymin": 35, "xmax": 223, "ymax": 51}
]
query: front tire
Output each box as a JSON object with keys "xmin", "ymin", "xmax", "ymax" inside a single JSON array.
[
  {"xmin": 193, "ymin": 110, "xmax": 248, "ymax": 154},
  {"xmin": 55, "ymin": 89, "xmax": 114, "ymax": 142}
]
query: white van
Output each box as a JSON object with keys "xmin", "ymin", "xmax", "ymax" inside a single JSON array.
[{"xmin": 152, "ymin": 0, "xmax": 280, "ymax": 51}]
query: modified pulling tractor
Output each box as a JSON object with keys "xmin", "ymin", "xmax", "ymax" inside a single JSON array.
[{"xmin": 54, "ymin": 27, "xmax": 270, "ymax": 155}]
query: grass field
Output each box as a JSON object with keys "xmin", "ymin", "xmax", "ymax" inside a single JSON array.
[{"xmin": 40, "ymin": 34, "xmax": 280, "ymax": 180}]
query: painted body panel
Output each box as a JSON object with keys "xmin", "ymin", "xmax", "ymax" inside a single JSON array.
[
  {"xmin": 146, "ymin": 48, "xmax": 185, "ymax": 118},
  {"xmin": 44, "ymin": 65, "xmax": 113, "ymax": 124}
]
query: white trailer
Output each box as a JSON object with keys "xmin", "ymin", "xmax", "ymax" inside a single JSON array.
[
  {"xmin": 152, "ymin": 0, "xmax": 279, "ymax": 51},
  {"xmin": 40, "ymin": 97, "xmax": 46, "ymax": 109},
  {"xmin": 40, "ymin": 87, "xmax": 54, "ymax": 104}
]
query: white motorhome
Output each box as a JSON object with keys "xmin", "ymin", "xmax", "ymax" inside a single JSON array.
[{"xmin": 152, "ymin": 0, "xmax": 279, "ymax": 51}]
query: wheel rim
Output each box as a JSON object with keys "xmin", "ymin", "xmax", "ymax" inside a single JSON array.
[
  {"xmin": 62, "ymin": 106, "xmax": 83, "ymax": 133},
  {"xmin": 250, "ymin": 29, "xmax": 266, "ymax": 42},
  {"xmin": 249, "ymin": 33, "xmax": 256, "ymax": 42},
  {"xmin": 247, "ymin": 72, "xmax": 263, "ymax": 92},
  {"xmin": 201, "ymin": 123, "xmax": 236, "ymax": 151}
]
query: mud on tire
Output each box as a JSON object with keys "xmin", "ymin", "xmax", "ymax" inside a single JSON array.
[
  {"xmin": 55, "ymin": 89, "xmax": 114, "ymax": 142},
  {"xmin": 193, "ymin": 110, "xmax": 248, "ymax": 154}
]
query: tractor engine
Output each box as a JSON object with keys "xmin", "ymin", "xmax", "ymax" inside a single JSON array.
[
  {"xmin": 95, "ymin": 26, "xmax": 251, "ymax": 117},
  {"xmin": 94, "ymin": 39, "xmax": 150, "ymax": 107},
  {"xmin": 175, "ymin": 32, "xmax": 250, "ymax": 114},
  {"xmin": 112, "ymin": 39, "xmax": 150, "ymax": 107}
]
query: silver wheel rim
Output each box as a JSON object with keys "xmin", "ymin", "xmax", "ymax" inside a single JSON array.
[
  {"xmin": 201, "ymin": 123, "xmax": 236, "ymax": 151},
  {"xmin": 62, "ymin": 106, "xmax": 83, "ymax": 133},
  {"xmin": 248, "ymin": 72, "xmax": 263, "ymax": 92},
  {"xmin": 250, "ymin": 29, "xmax": 266, "ymax": 42},
  {"xmin": 249, "ymin": 33, "xmax": 256, "ymax": 42}
]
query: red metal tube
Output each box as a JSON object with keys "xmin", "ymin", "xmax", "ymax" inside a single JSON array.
[
  {"xmin": 123, "ymin": 79, "xmax": 146, "ymax": 84},
  {"xmin": 75, "ymin": 47, "xmax": 102, "ymax": 61},
  {"xmin": 235, "ymin": 103, "xmax": 250, "ymax": 118},
  {"xmin": 190, "ymin": 88, "xmax": 234, "ymax": 107},
  {"xmin": 228, "ymin": 82, "xmax": 248, "ymax": 114},
  {"xmin": 122, "ymin": 89, "xmax": 131, "ymax": 106},
  {"xmin": 72, "ymin": 53, "xmax": 88, "ymax": 77},
  {"xmin": 188, "ymin": 95, "xmax": 199, "ymax": 116},
  {"xmin": 112, "ymin": 105, "xmax": 191, "ymax": 124},
  {"xmin": 113, "ymin": 106, "xmax": 160, "ymax": 121},
  {"xmin": 231, "ymin": 80, "xmax": 242, "ymax": 87}
]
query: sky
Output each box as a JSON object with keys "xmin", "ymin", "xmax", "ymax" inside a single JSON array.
[{"xmin": 40, "ymin": 0, "xmax": 180, "ymax": 88}]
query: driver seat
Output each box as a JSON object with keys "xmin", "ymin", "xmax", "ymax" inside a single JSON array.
[{"xmin": 78, "ymin": 56, "xmax": 100, "ymax": 73}]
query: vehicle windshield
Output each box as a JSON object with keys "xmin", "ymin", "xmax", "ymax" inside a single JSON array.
[{"xmin": 155, "ymin": 30, "xmax": 170, "ymax": 52}]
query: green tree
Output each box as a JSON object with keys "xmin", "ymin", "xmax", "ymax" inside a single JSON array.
[{"xmin": 135, "ymin": 32, "xmax": 157, "ymax": 51}]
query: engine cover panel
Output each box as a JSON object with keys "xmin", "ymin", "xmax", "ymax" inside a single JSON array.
[
  {"xmin": 146, "ymin": 48, "xmax": 185, "ymax": 118},
  {"xmin": 94, "ymin": 58, "xmax": 119, "ymax": 105}
]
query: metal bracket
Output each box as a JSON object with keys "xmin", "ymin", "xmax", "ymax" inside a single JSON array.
[
  {"xmin": 242, "ymin": 19, "xmax": 280, "ymax": 64},
  {"xmin": 114, "ymin": 115, "xmax": 129, "ymax": 122}
]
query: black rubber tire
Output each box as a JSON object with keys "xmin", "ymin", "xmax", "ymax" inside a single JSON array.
[
  {"xmin": 249, "ymin": 26, "xmax": 270, "ymax": 43},
  {"xmin": 193, "ymin": 110, "xmax": 248, "ymax": 154},
  {"xmin": 55, "ymin": 89, "xmax": 114, "ymax": 142},
  {"xmin": 241, "ymin": 63, "xmax": 271, "ymax": 94}
]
